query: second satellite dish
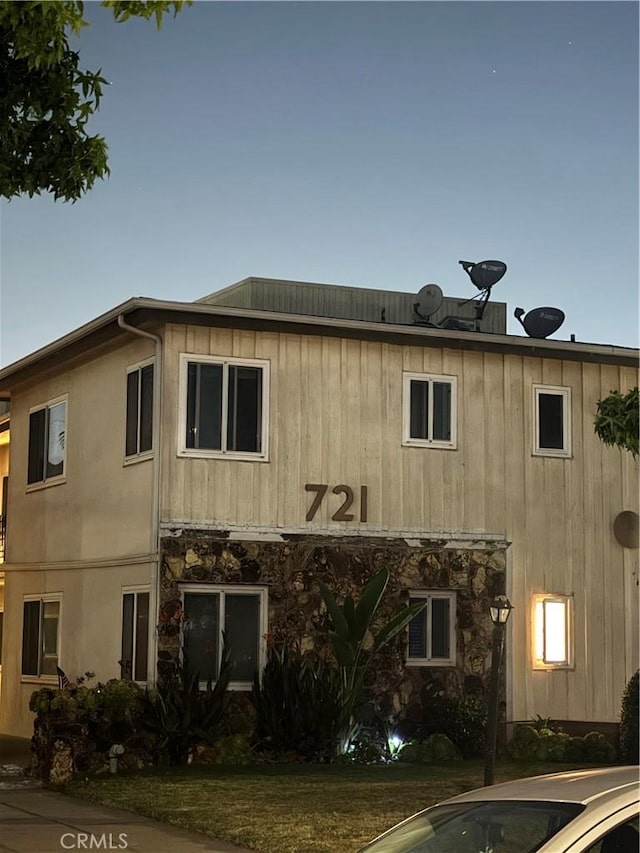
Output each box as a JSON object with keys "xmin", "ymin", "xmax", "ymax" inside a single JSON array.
[
  {"xmin": 514, "ymin": 306, "xmax": 565, "ymax": 339},
  {"xmin": 416, "ymin": 284, "xmax": 444, "ymax": 318},
  {"xmin": 459, "ymin": 260, "xmax": 507, "ymax": 291}
]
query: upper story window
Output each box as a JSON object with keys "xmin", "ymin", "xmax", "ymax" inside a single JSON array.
[
  {"xmin": 402, "ymin": 373, "xmax": 457, "ymax": 449},
  {"xmin": 181, "ymin": 584, "xmax": 268, "ymax": 690},
  {"xmin": 125, "ymin": 361, "xmax": 154, "ymax": 460},
  {"xmin": 532, "ymin": 593, "xmax": 573, "ymax": 670},
  {"xmin": 179, "ymin": 355, "xmax": 270, "ymax": 461},
  {"xmin": 27, "ymin": 397, "xmax": 67, "ymax": 486},
  {"xmin": 533, "ymin": 385, "xmax": 571, "ymax": 457},
  {"xmin": 22, "ymin": 594, "xmax": 61, "ymax": 678},
  {"xmin": 406, "ymin": 591, "xmax": 456, "ymax": 666}
]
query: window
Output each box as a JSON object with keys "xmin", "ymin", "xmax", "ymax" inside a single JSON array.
[
  {"xmin": 407, "ymin": 591, "xmax": 456, "ymax": 665},
  {"xmin": 533, "ymin": 385, "xmax": 571, "ymax": 457},
  {"xmin": 402, "ymin": 373, "xmax": 457, "ymax": 449},
  {"xmin": 27, "ymin": 397, "xmax": 67, "ymax": 485},
  {"xmin": 532, "ymin": 594, "xmax": 573, "ymax": 669},
  {"xmin": 179, "ymin": 355, "xmax": 269, "ymax": 460},
  {"xmin": 22, "ymin": 595, "xmax": 61, "ymax": 677},
  {"xmin": 181, "ymin": 585, "xmax": 268, "ymax": 689},
  {"xmin": 125, "ymin": 361, "xmax": 154, "ymax": 459},
  {"xmin": 120, "ymin": 589, "xmax": 150, "ymax": 682}
]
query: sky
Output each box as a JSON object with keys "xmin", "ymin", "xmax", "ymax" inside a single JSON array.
[{"xmin": 0, "ymin": 1, "xmax": 638, "ymax": 367}]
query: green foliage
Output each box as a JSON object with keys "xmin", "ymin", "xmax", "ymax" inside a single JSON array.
[
  {"xmin": 421, "ymin": 694, "xmax": 488, "ymax": 759},
  {"xmin": 143, "ymin": 643, "xmax": 232, "ymax": 765},
  {"xmin": 506, "ymin": 725, "xmax": 616, "ymax": 763},
  {"xmin": 398, "ymin": 734, "xmax": 462, "ymax": 763},
  {"xmin": 210, "ymin": 734, "xmax": 253, "ymax": 765},
  {"xmin": 318, "ymin": 568, "xmax": 425, "ymax": 752},
  {"xmin": 619, "ymin": 670, "xmax": 639, "ymax": 764},
  {"xmin": 594, "ymin": 387, "xmax": 639, "ymax": 458},
  {"xmin": 251, "ymin": 643, "xmax": 344, "ymax": 761},
  {"xmin": 0, "ymin": 0, "xmax": 192, "ymax": 202}
]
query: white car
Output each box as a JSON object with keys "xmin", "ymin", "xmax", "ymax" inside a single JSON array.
[{"xmin": 359, "ymin": 766, "xmax": 639, "ymax": 853}]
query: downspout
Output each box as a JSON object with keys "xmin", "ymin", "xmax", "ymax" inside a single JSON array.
[{"xmin": 117, "ymin": 315, "xmax": 162, "ymax": 687}]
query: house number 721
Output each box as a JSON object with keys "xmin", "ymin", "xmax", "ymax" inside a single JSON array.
[{"xmin": 304, "ymin": 484, "xmax": 368, "ymax": 522}]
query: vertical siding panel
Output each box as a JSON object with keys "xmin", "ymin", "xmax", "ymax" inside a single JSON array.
[
  {"xmin": 483, "ymin": 352, "xmax": 506, "ymax": 533},
  {"xmin": 278, "ymin": 335, "xmax": 302, "ymax": 527},
  {"xmin": 462, "ymin": 351, "xmax": 485, "ymax": 531},
  {"xmin": 382, "ymin": 344, "xmax": 403, "ymax": 532},
  {"xmin": 255, "ymin": 332, "xmax": 280, "ymax": 526},
  {"xmin": 441, "ymin": 348, "xmax": 464, "ymax": 533},
  {"xmin": 360, "ymin": 342, "xmax": 383, "ymax": 530},
  {"xmin": 319, "ymin": 337, "xmax": 342, "ymax": 528},
  {"xmin": 340, "ymin": 339, "xmax": 363, "ymax": 528}
]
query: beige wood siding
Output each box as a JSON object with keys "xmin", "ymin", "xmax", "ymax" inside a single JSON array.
[{"xmin": 162, "ymin": 323, "xmax": 639, "ymax": 724}]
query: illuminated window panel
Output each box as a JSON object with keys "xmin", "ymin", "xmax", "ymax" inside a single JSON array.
[{"xmin": 533, "ymin": 595, "xmax": 573, "ymax": 670}]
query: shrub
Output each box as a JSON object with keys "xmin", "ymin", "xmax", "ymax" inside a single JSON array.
[
  {"xmin": 583, "ymin": 731, "xmax": 616, "ymax": 763},
  {"xmin": 422, "ymin": 694, "xmax": 488, "ymax": 759},
  {"xmin": 505, "ymin": 725, "xmax": 540, "ymax": 761},
  {"xmin": 398, "ymin": 734, "xmax": 462, "ymax": 763},
  {"xmin": 506, "ymin": 726, "xmax": 617, "ymax": 763},
  {"xmin": 619, "ymin": 670, "xmax": 639, "ymax": 764},
  {"xmin": 251, "ymin": 643, "xmax": 344, "ymax": 761}
]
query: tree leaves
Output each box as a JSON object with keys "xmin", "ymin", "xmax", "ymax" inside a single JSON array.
[
  {"xmin": 0, "ymin": 0, "xmax": 192, "ymax": 202},
  {"xmin": 594, "ymin": 387, "xmax": 639, "ymax": 458}
]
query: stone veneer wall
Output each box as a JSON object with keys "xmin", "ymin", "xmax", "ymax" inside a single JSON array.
[{"xmin": 158, "ymin": 530, "xmax": 507, "ymax": 721}]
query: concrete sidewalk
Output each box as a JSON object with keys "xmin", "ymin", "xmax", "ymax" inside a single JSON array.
[{"xmin": 0, "ymin": 736, "xmax": 253, "ymax": 852}]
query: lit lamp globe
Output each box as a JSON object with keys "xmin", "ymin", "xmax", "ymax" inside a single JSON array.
[{"xmin": 489, "ymin": 595, "xmax": 513, "ymax": 625}]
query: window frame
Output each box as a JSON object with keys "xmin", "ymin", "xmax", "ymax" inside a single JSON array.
[
  {"xmin": 124, "ymin": 358, "xmax": 155, "ymax": 464},
  {"xmin": 532, "ymin": 593, "xmax": 574, "ymax": 670},
  {"xmin": 406, "ymin": 590, "xmax": 457, "ymax": 667},
  {"xmin": 180, "ymin": 583, "xmax": 268, "ymax": 690},
  {"xmin": 533, "ymin": 384, "xmax": 572, "ymax": 458},
  {"xmin": 26, "ymin": 395, "xmax": 68, "ymax": 489},
  {"xmin": 21, "ymin": 593, "xmax": 62, "ymax": 682},
  {"xmin": 120, "ymin": 586, "xmax": 150, "ymax": 683},
  {"xmin": 402, "ymin": 372, "xmax": 457, "ymax": 450},
  {"xmin": 178, "ymin": 354, "xmax": 270, "ymax": 461}
]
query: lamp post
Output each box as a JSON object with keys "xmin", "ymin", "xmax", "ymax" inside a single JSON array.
[{"xmin": 484, "ymin": 594, "xmax": 513, "ymax": 787}]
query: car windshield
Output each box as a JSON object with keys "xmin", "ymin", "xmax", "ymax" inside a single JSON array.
[{"xmin": 363, "ymin": 800, "xmax": 584, "ymax": 853}]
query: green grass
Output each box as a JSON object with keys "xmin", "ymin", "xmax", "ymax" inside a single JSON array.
[{"xmin": 64, "ymin": 761, "xmax": 588, "ymax": 853}]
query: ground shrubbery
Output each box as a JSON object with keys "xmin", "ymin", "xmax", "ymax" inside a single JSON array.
[
  {"xmin": 506, "ymin": 725, "xmax": 617, "ymax": 763},
  {"xmin": 619, "ymin": 669, "xmax": 639, "ymax": 764}
]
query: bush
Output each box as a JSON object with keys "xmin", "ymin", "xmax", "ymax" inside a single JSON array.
[
  {"xmin": 506, "ymin": 725, "xmax": 617, "ymax": 763},
  {"xmin": 251, "ymin": 643, "xmax": 344, "ymax": 761},
  {"xmin": 398, "ymin": 734, "xmax": 462, "ymax": 763},
  {"xmin": 619, "ymin": 670, "xmax": 639, "ymax": 764},
  {"xmin": 505, "ymin": 725, "xmax": 540, "ymax": 761},
  {"xmin": 422, "ymin": 694, "xmax": 488, "ymax": 759}
]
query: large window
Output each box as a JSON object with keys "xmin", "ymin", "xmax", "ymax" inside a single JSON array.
[
  {"xmin": 532, "ymin": 594, "xmax": 573, "ymax": 669},
  {"xmin": 22, "ymin": 595, "xmax": 61, "ymax": 677},
  {"xmin": 120, "ymin": 588, "xmax": 150, "ymax": 682},
  {"xmin": 406, "ymin": 591, "xmax": 456, "ymax": 666},
  {"xmin": 179, "ymin": 355, "xmax": 269, "ymax": 460},
  {"xmin": 533, "ymin": 385, "xmax": 571, "ymax": 457},
  {"xmin": 125, "ymin": 361, "xmax": 154, "ymax": 459},
  {"xmin": 27, "ymin": 397, "xmax": 67, "ymax": 485},
  {"xmin": 181, "ymin": 585, "xmax": 267, "ymax": 689},
  {"xmin": 402, "ymin": 373, "xmax": 457, "ymax": 449}
]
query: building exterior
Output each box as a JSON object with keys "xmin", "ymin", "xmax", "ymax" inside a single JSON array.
[{"xmin": 0, "ymin": 278, "xmax": 637, "ymax": 738}]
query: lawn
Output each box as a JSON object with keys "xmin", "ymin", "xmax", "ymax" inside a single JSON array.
[{"xmin": 64, "ymin": 761, "xmax": 589, "ymax": 853}]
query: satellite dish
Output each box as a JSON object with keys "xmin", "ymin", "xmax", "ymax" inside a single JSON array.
[
  {"xmin": 514, "ymin": 306, "xmax": 565, "ymax": 339},
  {"xmin": 415, "ymin": 284, "xmax": 443, "ymax": 318},
  {"xmin": 460, "ymin": 260, "xmax": 507, "ymax": 291}
]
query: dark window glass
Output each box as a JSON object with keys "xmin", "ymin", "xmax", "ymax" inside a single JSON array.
[
  {"xmin": 139, "ymin": 365, "xmax": 154, "ymax": 453},
  {"xmin": 22, "ymin": 600, "xmax": 41, "ymax": 675},
  {"xmin": 121, "ymin": 594, "xmax": 134, "ymax": 679},
  {"xmin": 28, "ymin": 409, "xmax": 46, "ymax": 484},
  {"xmin": 431, "ymin": 598, "xmax": 450, "ymax": 658},
  {"xmin": 408, "ymin": 603, "xmax": 427, "ymax": 658},
  {"xmin": 538, "ymin": 393, "xmax": 565, "ymax": 449},
  {"xmin": 40, "ymin": 601, "xmax": 59, "ymax": 675},
  {"xmin": 409, "ymin": 380, "xmax": 429, "ymax": 440},
  {"xmin": 227, "ymin": 366, "xmax": 262, "ymax": 453},
  {"xmin": 225, "ymin": 594, "xmax": 260, "ymax": 682},
  {"xmin": 183, "ymin": 593, "xmax": 220, "ymax": 682},
  {"xmin": 134, "ymin": 592, "xmax": 149, "ymax": 681},
  {"xmin": 186, "ymin": 363, "xmax": 223, "ymax": 450},
  {"xmin": 432, "ymin": 382, "xmax": 452, "ymax": 441},
  {"xmin": 125, "ymin": 372, "xmax": 139, "ymax": 457}
]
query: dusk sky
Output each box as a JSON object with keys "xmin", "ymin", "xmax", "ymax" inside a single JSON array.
[{"xmin": 1, "ymin": 1, "xmax": 638, "ymax": 367}]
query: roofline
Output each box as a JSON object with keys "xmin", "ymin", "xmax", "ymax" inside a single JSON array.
[{"xmin": 0, "ymin": 297, "xmax": 638, "ymax": 391}]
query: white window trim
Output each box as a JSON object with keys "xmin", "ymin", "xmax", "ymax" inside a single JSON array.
[
  {"xmin": 180, "ymin": 583, "xmax": 268, "ymax": 690},
  {"xmin": 177, "ymin": 354, "xmax": 270, "ymax": 462},
  {"xmin": 532, "ymin": 593, "xmax": 574, "ymax": 670},
  {"xmin": 124, "ymin": 358, "xmax": 155, "ymax": 465},
  {"xmin": 121, "ymin": 585, "xmax": 150, "ymax": 684},
  {"xmin": 402, "ymin": 372, "xmax": 458, "ymax": 450},
  {"xmin": 26, "ymin": 394, "xmax": 68, "ymax": 491},
  {"xmin": 406, "ymin": 590, "xmax": 457, "ymax": 667},
  {"xmin": 21, "ymin": 593, "xmax": 63, "ymax": 683},
  {"xmin": 532, "ymin": 384, "xmax": 572, "ymax": 458}
]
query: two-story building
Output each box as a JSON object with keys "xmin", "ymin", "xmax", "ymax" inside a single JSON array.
[{"xmin": 0, "ymin": 278, "xmax": 637, "ymax": 738}]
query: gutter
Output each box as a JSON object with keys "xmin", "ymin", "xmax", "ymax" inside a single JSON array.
[{"xmin": 117, "ymin": 315, "xmax": 162, "ymax": 688}]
